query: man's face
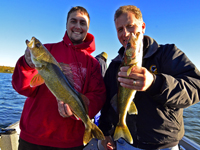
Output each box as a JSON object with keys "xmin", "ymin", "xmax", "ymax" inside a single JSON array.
[
  {"xmin": 67, "ymin": 11, "xmax": 89, "ymax": 45},
  {"xmin": 115, "ymin": 12, "xmax": 146, "ymax": 48}
]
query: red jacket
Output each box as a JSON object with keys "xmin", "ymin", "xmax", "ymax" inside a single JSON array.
[{"xmin": 12, "ymin": 31, "xmax": 106, "ymax": 148}]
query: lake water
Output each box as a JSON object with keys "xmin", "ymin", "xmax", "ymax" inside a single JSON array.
[
  {"xmin": 0, "ymin": 73, "xmax": 26, "ymax": 128},
  {"xmin": 0, "ymin": 73, "xmax": 200, "ymax": 144}
]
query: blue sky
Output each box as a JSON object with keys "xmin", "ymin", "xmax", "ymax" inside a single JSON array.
[{"xmin": 0, "ymin": 0, "xmax": 200, "ymax": 70}]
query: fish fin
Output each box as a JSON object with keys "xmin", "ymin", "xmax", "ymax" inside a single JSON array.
[
  {"xmin": 83, "ymin": 119, "xmax": 105, "ymax": 145},
  {"xmin": 110, "ymin": 94, "xmax": 118, "ymax": 113},
  {"xmin": 83, "ymin": 127, "xmax": 93, "ymax": 146},
  {"xmin": 128, "ymin": 101, "xmax": 138, "ymax": 115},
  {"xmin": 30, "ymin": 74, "xmax": 45, "ymax": 87},
  {"xmin": 91, "ymin": 122, "xmax": 105, "ymax": 140},
  {"xmin": 80, "ymin": 94, "xmax": 90, "ymax": 114},
  {"xmin": 127, "ymin": 64, "xmax": 136, "ymax": 76},
  {"xmin": 113, "ymin": 124, "xmax": 133, "ymax": 144}
]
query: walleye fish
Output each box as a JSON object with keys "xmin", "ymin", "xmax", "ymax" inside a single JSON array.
[
  {"xmin": 113, "ymin": 32, "xmax": 143, "ymax": 144},
  {"xmin": 26, "ymin": 37, "xmax": 105, "ymax": 145}
]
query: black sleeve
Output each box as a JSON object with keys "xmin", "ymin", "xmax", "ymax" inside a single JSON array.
[
  {"xmin": 147, "ymin": 44, "xmax": 200, "ymax": 108},
  {"xmin": 98, "ymin": 61, "xmax": 120, "ymax": 136}
]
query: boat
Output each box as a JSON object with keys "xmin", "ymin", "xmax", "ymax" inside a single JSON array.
[
  {"xmin": 0, "ymin": 121, "xmax": 200, "ymax": 150},
  {"xmin": 179, "ymin": 136, "xmax": 200, "ymax": 150}
]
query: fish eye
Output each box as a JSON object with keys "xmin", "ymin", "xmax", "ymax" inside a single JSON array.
[{"xmin": 36, "ymin": 43, "xmax": 41, "ymax": 48}]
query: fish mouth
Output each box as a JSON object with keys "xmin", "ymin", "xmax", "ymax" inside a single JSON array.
[
  {"xmin": 26, "ymin": 37, "xmax": 36, "ymax": 49},
  {"xmin": 25, "ymin": 39, "xmax": 29, "ymax": 45},
  {"xmin": 26, "ymin": 37, "xmax": 44, "ymax": 59},
  {"xmin": 123, "ymin": 39, "xmax": 130, "ymax": 48}
]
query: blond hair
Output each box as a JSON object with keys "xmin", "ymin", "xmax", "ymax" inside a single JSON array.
[{"xmin": 114, "ymin": 5, "xmax": 143, "ymax": 23}]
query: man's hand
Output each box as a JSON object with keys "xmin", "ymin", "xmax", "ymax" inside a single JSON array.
[
  {"xmin": 118, "ymin": 66, "xmax": 154, "ymax": 91},
  {"xmin": 24, "ymin": 47, "xmax": 35, "ymax": 68},
  {"xmin": 57, "ymin": 99, "xmax": 73, "ymax": 118},
  {"xmin": 100, "ymin": 136, "xmax": 116, "ymax": 150}
]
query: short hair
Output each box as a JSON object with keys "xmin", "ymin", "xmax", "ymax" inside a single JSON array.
[
  {"xmin": 67, "ymin": 6, "xmax": 90, "ymax": 25},
  {"xmin": 114, "ymin": 5, "xmax": 143, "ymax": 22}
]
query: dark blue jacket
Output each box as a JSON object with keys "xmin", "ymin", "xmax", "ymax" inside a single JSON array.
[{"xmin": 99, "ymin": 35, "xmax": 200, "ymax": 149}]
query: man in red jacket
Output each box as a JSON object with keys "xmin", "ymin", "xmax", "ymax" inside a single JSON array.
[{"xmin": 12, "ymin": 6, "xmax": 106, "ymax": 150}]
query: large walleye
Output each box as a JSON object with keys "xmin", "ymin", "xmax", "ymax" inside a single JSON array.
[
  {"xmin": 113, "ymin": 32, "xmax": 143, "ymax": 144},
  {"xmin": 26, "ymin": 37, "xmax": 105, "ymax": 145}
]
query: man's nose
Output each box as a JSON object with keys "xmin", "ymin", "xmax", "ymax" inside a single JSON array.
[
  {"xmin": 123, "ymin": 28, "xmax": 130, "ymax": 37},
  {"xmin": 75, "ymin": 22, "xmax": 81, "ymax": 29}
]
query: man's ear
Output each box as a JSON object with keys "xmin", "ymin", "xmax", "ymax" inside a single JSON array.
[{"xmin": 142, "ymin": 22, "xmax": 146, "ymax": 34}]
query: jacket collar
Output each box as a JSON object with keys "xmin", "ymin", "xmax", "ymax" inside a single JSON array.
[
  {"xmin": 112, "ymin": 35, "xmax": 159, "ymax": 62},
  {"xmin": 62, "ymin": 31, "xmax": 96, "ymax": 54},
  {"xmin": 143, "ymin": 35, "xmax": 159, "ymax": 59}
]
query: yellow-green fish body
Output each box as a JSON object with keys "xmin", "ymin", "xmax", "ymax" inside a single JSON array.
[
  {"xmin": 113, "ymin": 32, "xmax": 143, "ymax": 144},
  {"xmin": 27, "ymin": 37, "xmax": 105, "ymax": 145}
]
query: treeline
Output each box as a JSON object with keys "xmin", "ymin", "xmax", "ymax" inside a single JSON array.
[{"xmin": 0, "ymin": 66, "xmax": 15, "ymax": 73}]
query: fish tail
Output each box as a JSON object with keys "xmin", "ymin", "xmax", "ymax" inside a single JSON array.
[
  {"xmin": 83, "ymin": 119, "xmax": 105, "ymax": 145},
  {"xmin": 113, "ymin": 123, "xmax": 133, "ymax": 144},
  {"xmin": 83, "ymin": 126, "xmax": 92, "ymax": 146},
  {"xmin": 91, "ymin": 122, "xmax": 105, "ymax": 140}
]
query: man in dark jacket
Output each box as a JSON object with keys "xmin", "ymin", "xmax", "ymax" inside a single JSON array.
[
  {"xmin": 94, "ymin": 52, "xmax": 108, "ymax": 126},
  {"xmin": 95, "ymin": 52, "xmax": 108, "ymax": 77},
  {"xmin": 98, "ymin": 5, "xmax": 200, "ymax": 150}
]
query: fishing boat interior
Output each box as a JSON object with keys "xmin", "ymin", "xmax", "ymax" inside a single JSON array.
[{"xmin": 0, "ymin": 121, "xmax": 200, "ymax": 150}]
